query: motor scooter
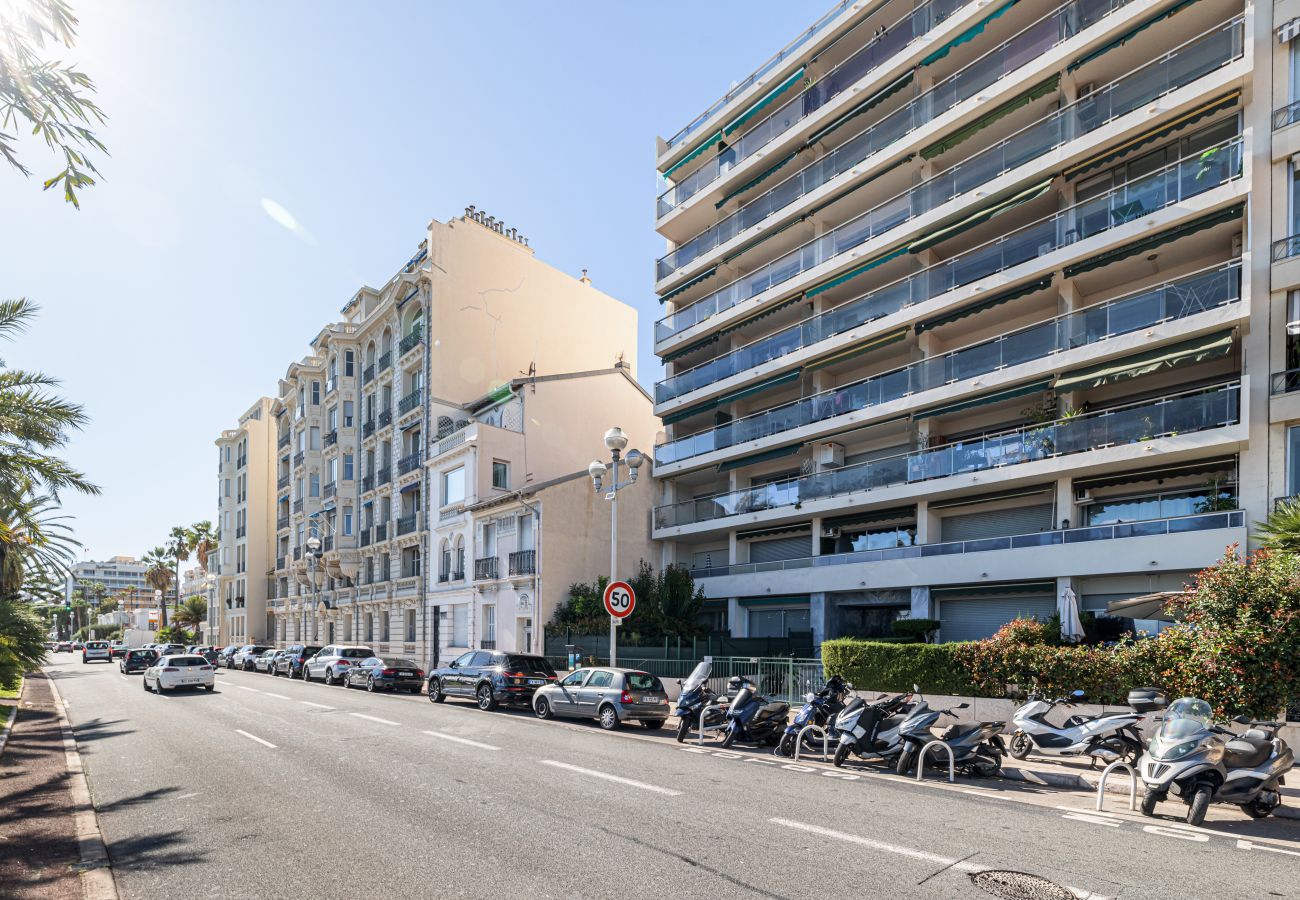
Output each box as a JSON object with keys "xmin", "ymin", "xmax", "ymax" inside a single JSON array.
[
  {"xmin": 673, "ymin": 659, "xmax": 727, "ymax": 743},
  {"xmin": 720, "ymin": 675, "xmax": 790, "ymax": 748},
  {"xmin": 832, "ymin": 691, "xmax": 913, "ymax": 767},
  {"xmin": 895, "ymin": 699, "xmax": 1004, "ymax": 777},
  {"xmin": 775, "ymin": 674, "xmax": 851, "ymax": 758},
  {"xmin": 1008, "ymin": 689, "xmax": 1144, "ymax": 766}
]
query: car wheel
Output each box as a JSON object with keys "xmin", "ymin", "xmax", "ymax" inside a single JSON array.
[
  {"xmin": 535, "ymin": 696, "xmax": 554, "ymax": 719},
  {"xmin": 325, "ymin": 668, "xmax": 335, "ymax": 686},
  {"xmin": 641, "ymin": 719, "xmax": 665, "ymax": 731},
  {"xmin": 302, "ymin": 667, "xmax": 312, "ymax": 683},
  {"xmin": 598, "ymin": 705, "xmax": 619, "ymax": 730},
  {"xmin": 142, "ymin": 677, "xmax": 150, "ymax": 692},
  {"xmin": 476, "ymin": 684, "xmax": 497, "ymax": 711},
  {"xmin": 204, "ymin": 683, "xmax": 215, "ymax": 692},
  {"xmin": 366, "ymin": 677, "xmax": 378, "ymax": 693},
  {"xmin": 1186, "ymin": 785, "xmax": 1212, "ymax": 827},
  {"xmin": 428, "ymin": 679, "xmax": 445, "ymax": 703}
]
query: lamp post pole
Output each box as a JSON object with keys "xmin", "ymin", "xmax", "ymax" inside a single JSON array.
[{"xmin": 589, "ymin": 427, "xmax": 646, "ymax": 668}]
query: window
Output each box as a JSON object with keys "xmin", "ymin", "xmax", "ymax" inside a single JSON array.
[
  {"xmin": 345, "ymin": 350, "xmax": 355, "ymax": 377},
  {"xmin": 587, "ymin": 670, "xmax": 613, "ymax": 688},
  {"xmin": 328, "ymin": 407, "xmax": 337, "ymax": 430},
  {"xmin": 518, "ymin": 514, "xmax": 534, "ymax": 551},
  {"xmin": 224, "ymin": 478, "xmax": 230, "ymax": 497},
  {"xmin": 442, "ymin": 467, "xmax": 465, "ymax": 506},
  {"xmin": 405, "ymin": 609, "xmax": 416, "ymax": 642},
  {"xmin": 482, "ymin": 522, "xmax": 496, "ymax": 557},
  {"xmin": 311, "ymin": 381, "xmax": 321, "ymax": 405},
  {"xmin": 1288, "ymin": 426, "xmax": 1300, "ymax": 497},
  {"xmin": 559, "ymin": 670, "xmax": 588, "ymax": 687},
  {"xmin": 343, "ymin": 401, "xmax": 354, "ymax": 428},
  {"xmin": 624, "ymin": 673, "xmax": 663, "ymax": 692},
  {"xmin": 452, "ymin": 605, "xmax": 468, "ymax": 645},
  {"xmin": 310, "ymin": 427, "xmax": 321, "ymax": 450},
  {"xmin": 380, "ymin": 611, "xmax": 389, "ymax": 641},
  {"xmin": 296, "ymin": 478, "xmax": 304, "ymax": 499},
  {"xmin": 492, "ymin": 461, "xmax": 509, "ymax": 490},
  {"xmin": 309, "ymin": 474, "xmax": 320, "ymax": 497},
  {"xmin": 343, "ymin": 454, "xmax": 354, "ymax": 481},
  {"xmin": 342, "ymin": 506, "xmax": 353, "ymax": 536},
  {"xmin": 748, "ymin": 606, "xmax": 811, "ymax": 638},
  {"xmin": 297, "ymin": 430, "xmax": 305, "ymax": 451},
  {"xmin": 440, "ymin": 541, "xmax": 451, "ymax": 577},
  {"xmin": 483, "ymin": 605, "xmax": 496, "ymax": 644}
]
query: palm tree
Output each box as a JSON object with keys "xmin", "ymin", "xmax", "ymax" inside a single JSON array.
[
  {"xmin": 142, "ymin": 546, "xmax": 174, "ymax": 628},
  {"xmin": 168, "ymin": 525, "xmax": 192, "ymax": 620},
  {"xmin": 1255, "ymin": 498, "xmax": 1300, "ymax": 553},
  {"xmin": 173, "ymin": 596, "xmax": 208, "ymax": 634},
  {"xmin": 188, "ymin": 521, "xmax": 218, "ymax": 572},
  {"xmin": 0, "ymin": 486, "xmax": 79, "ymax": 597}
]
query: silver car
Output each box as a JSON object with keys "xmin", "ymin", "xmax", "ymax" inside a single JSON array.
[
  {"xmin": 532, "ymin": 667, "xmax": 670, "ymax": 730},
  {"xmin": 303, "ymin": 645, "xmax": 374, "ymax": 685}
]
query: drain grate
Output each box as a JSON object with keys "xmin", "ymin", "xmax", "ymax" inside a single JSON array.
[{"xmin": 970, "ymin": 870, "xmax": 1078, "ymax": 900}]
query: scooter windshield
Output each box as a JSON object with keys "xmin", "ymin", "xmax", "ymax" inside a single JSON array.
[
  {"xmin": 681, "ymin": 660, "xmax": 711, "ymax": 694},
  {"xmin": 1158, "ymin": 698, "xmax": 1213, "ymax": 740}
]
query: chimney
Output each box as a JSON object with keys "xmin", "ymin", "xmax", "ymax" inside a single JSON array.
[{"xmin": 579, "ymin": 268, "xmax": 591, "ymax": 285}]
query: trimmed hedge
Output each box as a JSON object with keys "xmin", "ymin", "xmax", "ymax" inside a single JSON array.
[{"xmin": 822, "ymin": 638, "xmax": 978, "ymax": 695}]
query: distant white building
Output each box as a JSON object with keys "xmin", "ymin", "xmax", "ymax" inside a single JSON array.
[{"xmin": 65, "ymin": 556, "xmax": 149, "ymax": 603}]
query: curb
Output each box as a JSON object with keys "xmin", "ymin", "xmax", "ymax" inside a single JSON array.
[
  {"xmin": 0, "ymin": 699, "xmax": 15, "ymax": 760},
  {"xmin": 44, "ymin": 673, "xmax": 120, "ymax": 900}
]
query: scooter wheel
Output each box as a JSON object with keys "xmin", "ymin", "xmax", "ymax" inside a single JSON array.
[
  {"xmin": 833, "ymin": 744, "xmax": 851, "ymax": 768},
  {"xmin": 775, "ymin": 733, "xmax": 796, "ymax": 758},
  {"xmin": 1241, "ymin": 797, "xmax": 1274, "ymax": 819},
  {"xmin": 895, "ymin": 746, "xmax": 915, "ymax": 776},
  {"xmin": 1140, "ymin": 791, "xmax": 1160, "ymax": 817},
  {"xmin": 675, "ymin": 718, "xmax": 691, "ymax": 743},
  {"xmin": 1186, "ymin": 786, "xmax": 1211, "ymax": 827},
  {"xmin": 720, "ymin": 726, "xmax": 736, "ymax": 749},
  {"xmin": 1008, "ymin": 731, "xmax": 1032, "ymax": 760}
]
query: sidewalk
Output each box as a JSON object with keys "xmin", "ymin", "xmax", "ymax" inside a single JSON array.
[{"xmin": 0, "ymin": 672, "xmax": 91, "ymax": 899}]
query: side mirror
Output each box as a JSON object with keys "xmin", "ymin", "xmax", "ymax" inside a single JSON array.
[
  {"xmin": 912, "ymin": 683, "xmax": 920, "ymax": 693},
  {"xmin": 1232, "ymin": 714, "xmax": 1250, "ymax": 725}
]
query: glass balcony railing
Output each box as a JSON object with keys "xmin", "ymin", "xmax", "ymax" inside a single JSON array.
[
  {"xmin": 688, "ymin": 509, "xmax": 1244, "ymax": 577},
  {"xmin": 657, "ymin": 0, "xmax": 1133, "ymax": 279},
  {"xmin": 659, "ymin": 0, "xmax": 969, "ymax": 215},
  {"xmin": 654, "ymin": 382, "xmax": 1240, "ymax": 529},
  {"xmin": 655, "ymin": 17, "xmax": 1245, "ymax": 344},
  {"xmin": 656, "ymin": 141, "xmax": 1243, "ymax": 465},
  {"xmin": 1271, "ymin": 368, "xmax": 1300, "ymax": 395}
]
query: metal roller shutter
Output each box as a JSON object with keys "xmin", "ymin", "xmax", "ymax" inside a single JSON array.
[
  {"xmin": 940, "ymin": 504, "xmax": 1054, "ymax": 542},
  {"xmin": 748, "ymin": 536, "xmax": 812, "ymax": 563},
  {"xmin": 939, "ymin": 595, "xmax": 1056, "ymax": 642}
]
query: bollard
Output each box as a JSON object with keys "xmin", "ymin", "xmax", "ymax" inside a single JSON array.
[
  {"xmin": 793, "ymin": 724, "xmax": 829, "ymax": 762},
  {"xmin": 915, "ymin": 740, "xmax": 956, "ymax": 783},
  {"xmin": 1096, "ymin": 760, "xmax": 1137, "ymax": 811}
]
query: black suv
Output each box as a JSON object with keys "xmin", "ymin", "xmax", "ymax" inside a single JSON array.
[
  {"xmin": 275, "ymin": 644, "xmax": 323, "ymax": 679},
  {"xmin": 427, "ymin": 651, "xmax": 558, "ymax": 710}
]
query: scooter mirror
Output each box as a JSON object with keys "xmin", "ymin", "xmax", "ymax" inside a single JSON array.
[
  {"xmin": 1232, "ymin": 714, "xmax": 1250, "ymax": 725},
  {"xmin": 955, "ymin": 702, "xmax": 969, "ymax": 710},
  {"xmin": 912, "ymin": 683, "xmax": 920, "ymax": 693}
]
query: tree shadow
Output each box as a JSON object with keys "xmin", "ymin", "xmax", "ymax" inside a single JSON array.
[
  {"xmin": 105, "ymin": 828, "xmax": 209, "ymax": 873},
  {"xmin": 94, "ymin": 785, "xmax": 182, "ymax": 814},
  {"xmin": 68, "ymin": 718, "xmax": 135, "ymax": 744},
  {"xmin": 0, "ymin": 771, "xmax": 72, "ymax": 827}
]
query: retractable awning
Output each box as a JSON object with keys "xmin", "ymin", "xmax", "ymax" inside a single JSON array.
[
  {"xmin": 1063, "ymin": 204, "xmax": 1244, "ymax": 278},
  {"xmin": 1053, "ymin": 329, "xmax": 1233, "ymax": 392},
  {"xmin": 717, "ymin": 442, "xmax": 804, "ymax": 472},
  {"xmin": 931, "ymin": 580, "xmax": 1056, "ymax": 598},
  {"xmin": 914, "ymin": 276, "xmax": 1052, "ymax": 333},
  {"xmin": 716, "ymin": 369, "xmax": 802, "ymax": 405},
  {"xmin": 736, "ymin": 522, "xmax": 812, "ymax": 540},
  {"xmin": 661, "ymin": 332, "xmax": 720, "ymax": 365},
  {"xmin": 824, "ymin": 504, "xmax": 917, "ymax": 529},
  {"xmin": 806, "ymin": 72, "xmax": 915, "ymax": 146},
  {"xmin": 738, "ymin": 595, "xmax": 811, "ymax": 607},
  {"xmin": 716, "ymin": 152, "xmax": 799, "ymax": 208},
  {"xmin": 908, "ymin": 180, "xmax": 1052, "ymax": 253},
  {"xmin": 659, "ymin": 266, "xmax": 718, "ymax": 303},
  {"xmin": 912, "ymin": 378, "xmax": 1052, "ymax": 419},
  {"xmin": 1073, "ymin": 455, "xmax": 1237, "ymax": 491},
  {"xmin": 664, "ymin": 131, "xmax": 723, "ymax": 179},
  {"xmin": 717, "ymin": 293, "xmax": 805, "ymax": 339},
  {"xmin": 1105, "ymin": 591, "xmax": 1186, "ymax": 621},
  {"xmin": 724, "ymin": 68, "xmax": 807, "ymax": 136},
  {"xmin": 1068, "ymin": 0, "xmax": 1204, "ymax": 73},
  {"xmin": 660, "ymin": 397, "xmax": 722, "ymax": 427},
  {"xmin": 805, "ymin": 327, "xmax": 909, "ymax": 372},
  {"xmin": 806, "ymin": 246, "xmax": 909, "ymax": 298},
  {"xmin": 921, "ymin": 75, "xmax": 1059, "ymax": 161},
  {"xmin": 1064, "ymin": 93, "xmax": 1240, "ymax": 181},
  {"xmin": 921, "ymin": 0, "xmax": 1019, "ymax": 66}
]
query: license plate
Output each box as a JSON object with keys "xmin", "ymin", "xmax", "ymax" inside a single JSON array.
[
  {"xmin": 180, "ymin": 678, "xmax": 198, "ymax": 684},
  {"xmin": 642, "ymin": 696, "xmax": 658, "ymax": 704},
  {"xmin": 528, "ymin": 679, "xmax": 543, "ymax": 685},
  {"xmin": 397, "ymin": 671, "xmax": 413, "ymax": 676}
]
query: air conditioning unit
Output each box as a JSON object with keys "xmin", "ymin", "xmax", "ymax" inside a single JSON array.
[
  {"xmin": 1077, "ymin": 82, "xmax": 1097, "ymax": 98},
  {"xmin": 815, "ymin": 441, "xmax": 844, "ymax": 468},
  {"xmin": 822, "ymin": 526, "xmax": 842, "ymax": 539},
  {"xmin": 1074, "ymin": 487, "xmax": 1093, "ymax": 503},
  {"xmin": 1231, "ymin": 234, "xmax": 1243, "ymax": 258}
]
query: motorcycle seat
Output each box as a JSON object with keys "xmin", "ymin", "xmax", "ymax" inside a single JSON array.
[
  {"xmin": 939, "ymin": 722, "xmax": 982, "ymax": 741},
  {"xmin": 1224, "ymin": 737, "xmax": 1272, "ymax": 769}
]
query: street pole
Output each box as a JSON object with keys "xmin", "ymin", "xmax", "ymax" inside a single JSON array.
[
  {"xmin": 609, "ymin": 451, "xmax": 619, "ymax": 668},
  {"xmin": 589, "ymin": 428, "xmax": 644, "ymax": 670}
]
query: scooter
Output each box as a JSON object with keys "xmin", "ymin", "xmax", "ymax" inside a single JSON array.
[
  {"xmin": 895, "ymin": 699, "xmax": 1004, "ymax": 777},
  {"xmin": 1139, "ymin": 697, "xmax": 1294, "ymax": 826},
  {"xmin": 832, "ymin": 691, "xmax": 913, "ymax": 768},
  {"xmin": 1008, "ymin": 689, "xmax": 1145, "ymax": 766},
  {"xmin": 775, "ymin": 674, "xmax": 851, "ymax": 758},
  {"xmin": 673, "ymin": 659, "xmax": 727, "ymax": 743},
  {"xmin": 720, "ymin": 675, "xmax": 790, "ymax": 748}
]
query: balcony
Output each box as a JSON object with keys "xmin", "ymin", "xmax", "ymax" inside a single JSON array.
[
  {"xmin": 398, "ymin": 390, "xmax": 422, "ymax": 416},
  {"xmin": 438, "ymin": 572, "xmax": 449, "ymax": 584},
  {"xmin": 363, "ymin": 364, "xmax": 375, "ymax": 383},
  {"xmin": 377, "ymin": 467, "xmax": 392, "ymax": 485},
  {"xmin": 293, "ymin": 547, "xmax": 302, "ymax": 561},
  {"xmin": 276, "ymin": 515, "xmax": 290, "ymax": 531},
  {"xmin": 397, "ymin": 514, "xmax": 418, "ymax": 536},
  {"xmin": 439, "ymin": 506, "xmax": 463, "ymax": 523},
  {"xmin": 278, "ymin": 433, "xmax": 291, "ymax": 449},
  {"xmin": 324, "ymin": 481, "xmax": 337, "ymax": 499},
  {"xmin": 325, "ymin": 430, "xmax": 338, "ymax": 447},
  {"xmin": 399, "ymin": 327, "xmax": 423, "ymax": 356},
  {"xmin": 474, "ymin": 557, "xmax": 499, "ymax": 580},
  {"xmin": 655, "ymin": 382, "xmax": 1241, "ymax": 530},
  {"xmin": 293, "ymin": 451, "xmax": 305, "ymax": 468},
  {"xmin": 362, "ymin": 474, "xmax": 374, "ymax": 492},
  {"xmin": 508, "ymin": 550, "xmax": 536, "ymax": 576},
  {"xmin": 378, "ymin": 409, "xmax": 392, "ymax": 428},
  {"xmin": 293, "ymin": 499, "xmax": 304, "ymax": 514},
  {"xmin": 360, "ymin": 528, "xmax": 373, "ymax": 548},
  {"xmin": 275, "ymin": 555, "xmax": 287, "ymax": 571},
  {"xmin": 363, "ymin": 419, "xmax": 375, "ymax": 438},
  {"xmin": 398, "ymin": 451, "xmax": 422, "ymax": 476},
  {"xmin": 378, "ymin": 351, "xmax": 392, "ymax": 372},
  {"xmin": 1273, "ymin": 235, "xmax": 1300, "ymax": 264},
  {"xmin": 323, "ymin": 536, "xmax": 333, "ymax": 552},
  {"xmin": 1273, "ymin": 369, "xmax": 1300, "ymax": 396},
  {"xmin": 326, "ymin": 378, "xmax": 338, "ymax": 395},
  {"xmin": 1276, "ymin": 100, "xmax": 1300, "ymax": 131},
  {"xmin": 277, "ymin": 474, "xmax": 290, "ymax": 490},
  {"xmin": 655, "ymin": 19, "xmax": 1246, "ymax": 344},
  {"xmin": 374, "ymin": 522, "xmax": 388, "ymax": 542},
  {"xmin": 452, "ymin": 568, "xmax": 465, "ymax": 581}
]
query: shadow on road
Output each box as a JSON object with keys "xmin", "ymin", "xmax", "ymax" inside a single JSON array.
[
  {"xmin": 106, "ymin": 828, "xmax": 208, "ymax": 873},
  {"xmin": 68, "ymin": 717, "xmax": 135, "ymax": 744}
]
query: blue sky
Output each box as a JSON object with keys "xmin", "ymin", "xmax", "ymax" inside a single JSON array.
[{"xmin": 1, "ymin": 0, "xmax": 820, "ymax": 562}]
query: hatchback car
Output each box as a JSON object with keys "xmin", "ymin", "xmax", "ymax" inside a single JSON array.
[
  {"xmin": 120, "ymin": 648, "xmax": 158, "ymax": 673},
  {"xmin": 82, "ymin": 640, "xmax": 112, "ymax": 664},
  {"xmin": 143, "ymin": 654, "xmax": 216, "ymax": 693},
  {"xmin": 303, "ymin": 645, "xmax": 374, "ymax": 685},
  {"xmin": 232, "ymin": 645, "xmax": 271, "ymax": 670},
  {"xmin": 109, "ymin": 640, "xmax": 127, "ymax": 658},
  {"xmin": 532, "ymin": 668, "xmax": 669, "ymax": 730},
  {"xmin": 252, "ymin": 649, "xmax": 280, "ymax": 673},
  {"xmin": 427, "ymin": 651, "xmax": 558, "ymax": 710},
  {"xmin": 274, "ymin": 644, "xmax": 322, "ymax": 679},
  {"xmin": 345, "ymin": 657, "xmax": 425, "ymax": 693}
]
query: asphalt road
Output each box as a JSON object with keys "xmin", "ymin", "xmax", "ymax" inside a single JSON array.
[{"xmin": 44, "ymin": 656, "xmax": 1300, "ymax": 900}]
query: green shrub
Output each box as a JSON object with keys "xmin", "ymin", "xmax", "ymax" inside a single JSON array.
[
  {"xmin": 891, "ymin": 618, "xmax": 939, "ymax": 642},
  {"xmin": 822, "ymin": 639, "xmax": 978, "ymax": 695}
]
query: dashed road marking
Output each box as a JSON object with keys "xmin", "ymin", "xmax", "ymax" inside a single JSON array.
[
  {"xmin": 349, "ymin": 713, "xmax": 400, "ymax": 726},
  {"xmin": 233, "ymin": 685, "xmax": 260, "ymax": 693},
  {"xmin": 235, "ymin": 729, "xmax": 276, "ymax": 749},
  {"xmin": 540, "ymin": 760, "xmax": 681, "ymax": 796},
  {"xmin": 262, "ymin": 692, "xmax": 290, "ymax": 700},
  {"xmin": 301, "ymin": 701, "xmax": 334, "ymax": 709},
  {"xmin": 1062, "ymin": 812, "xmax": 1123, "ymax": 827},
  {"xmin": 422, "ymin": 730, "xmax": 500, "ymax": 751}
]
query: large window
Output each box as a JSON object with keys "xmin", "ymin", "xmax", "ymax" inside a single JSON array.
[
  {"xmin": 748, "ymin": 605, "xmax": 810, "ymax": 638},
  {"xmin": 405, "ymin": 609, "xmax": 416, "ymax": 642},
  {"xmin": 343, "ymin": 454, "xmax": 354, "ymax": 481},
  {"xmin": 452, "ymin": 604, "xmax": 468, "ymax": 645},
  {"xmin": 1289, "ymin": 426, "xmax": 1300, "ymax": 497},
  {"xmin": 492, "ymin": 460, "xmax": 509, "ymax": 490},
  {"xmin": 483, "ymin": 605, "xmax": 495, "ymax": 645},
  {"xmin": 442, "ymin": 467, "xmax": 465, "ymax": 506},
  {"xmin": 1085, "ymin": 484, "xmax": 1237, "ymax": 525}
]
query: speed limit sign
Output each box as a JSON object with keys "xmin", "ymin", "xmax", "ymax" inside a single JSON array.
[{"xmin": 603, "ymin": 581, "xmax": 636, "ymax": 619}]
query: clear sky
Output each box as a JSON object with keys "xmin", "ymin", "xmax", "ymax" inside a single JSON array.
[{"xmin": 1, "ymin": 0, "xmax": 821, "ymax": 563}]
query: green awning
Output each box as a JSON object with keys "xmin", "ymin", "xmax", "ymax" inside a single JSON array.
[
  {"xmin": 912, "ymin": 378, "xmax": 1053, "ymax": 419},
  {"xmin": 931, "ymin": 580, "xmax": 1055, "ymax": 598},
  {"xmin": 806, "ymin": 72, "xmax": 915, "ymax": 146},
  {"xmin": 661, "ymin": 397, "xmax": 722, "ymax": 426},
  {"xmin": 1063, "ymin": 204, "xmax": 1243, "ymax": 277},
  {"xmin": 908, "ymin": 179, "xmax": 1052, "ymax": 253},
  {"xmin": 739, "ymin": 595, "xmax": 811, "ymax": 607},
  {"xmin": 802, "ymin": 154, "xmax": 914, "ymax": 221},
  {"xmin": 1064, "ymin": 92, "xmax": 1240, "ymax": 181},
  {"xmin": 1073, "ymin": 455, "xmax": 1237, "ymax": 491},
  {"xmin": 724, "ymin": 67, "xmax": 807, "ymax": 136},
  {"xmin": 915, "ymin": 276, "xmax": 1051, "ymax": 333},
  {"xmin": 920, "ymin": 0, "xmax": 1018, "ymax": 67},
  {"xmin": 805, "ymin": 327, "xmax": 909, "ymax": 371},
  {"xmin": 717, "ymin": 368, "xmax": 802, "ymax": 405},
  {"xmin": 722, "ymin": 217, "xmax": 802, "ymax": 266},
  {"xmin": 1053, "ymin": 329, "xmax": 1233, "ymax": 392},
  {"xmin": 659, "ymin": 266, "xmax": 718, "ymax": 303},
  {"xmin": 921, "ymin": 75, "xmax": 1059, "ymax": 161},
  {"xmin": 825, "ymin": 504, "xmax": 917, "ymax": 529},
  {"xmin": 716, "ymin": 151, "xmax": 799, "ymax": 208},
  {"xmin": 806, "ymin": 245, "xmax": 909, "ymax": 298},
  {"xmin": 737, "ymin": 523, "xmax": 812, "ymax": 540},
  {"xmin": 717, "ymin": 442, "xmax": 804, "ymax": 472},
  {"xmin": 1067, "ymin": 0, "xmax": 1203, "ymax": 73},
  {"xmin": 718, "ymin": 293, "xmax": 805, "ymax": 339},
  {"xmin": 664, "ymin": 130, "xmax": 723, "ymax": 179},
  {"xmin": 661, "ymin": 332, "xmax": 720, "ymax": 364}
]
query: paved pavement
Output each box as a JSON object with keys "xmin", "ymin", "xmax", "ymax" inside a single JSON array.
[{"xmin": 39, "ymin": 655, "xmax": 1300, "ymax": 899}]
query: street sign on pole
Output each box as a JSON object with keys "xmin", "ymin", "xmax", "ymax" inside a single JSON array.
[{"xmin": 604, "ymin": 581, "xmax": 635, "ymax": 619}]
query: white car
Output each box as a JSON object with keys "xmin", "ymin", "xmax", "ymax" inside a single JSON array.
[
  {"xmin": 303, "ymin": 645, "xmax": 374, "ymax": 685},
  {"xmin": 143, "ymin": 655, "xmax": 216, "ymax": 693},
  {"xmin": 82, "ymin": 640, "xmax": 111, "ymax": 663}
]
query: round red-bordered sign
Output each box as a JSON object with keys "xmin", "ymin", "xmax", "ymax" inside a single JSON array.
[{"xmin": 603, "ymin": 581, "xmax": 636, "ymax": 619}]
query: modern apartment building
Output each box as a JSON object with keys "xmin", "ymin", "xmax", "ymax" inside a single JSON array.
[
  {"xmin": 65, "ymin": 556, "xmax": 148, "ymax": 602},
  {"xmin": 214, "ymin": 397, "xmax": 277, "ymax": 646},
  {"xmin": 267, "ymin": 210, "xmax": 651, "ymax": 668},
  {"xmin": 651, "ymin": 0, "xmax": 1271, "ymax": 644}
]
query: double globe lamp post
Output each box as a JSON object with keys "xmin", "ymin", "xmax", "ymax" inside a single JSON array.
[{"xmin": 588, "ymin": 426, "xmax": 645, "ymax": 666}]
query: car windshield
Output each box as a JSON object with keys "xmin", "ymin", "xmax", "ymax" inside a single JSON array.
[
  {"xmin": 625, "ymin": 673, "xmax": 663, "ymax": 692},
  {"xmin": 383, "ymin": 658, "xmax": 417, "ymax": 668},
  {"xmin": 339, "ymin": 648, "xmax": 371, "ymax": 659},
  {"xmin": 87, "ymin": 642, "xmax": 107, "ymax": 649},
  {"xmin": 506, "ymin": 656, "xmax": 555, "ymax": 675},
  {"xmin": 681, "ymin": 660, "xmax": 711, "ymax": 693}
]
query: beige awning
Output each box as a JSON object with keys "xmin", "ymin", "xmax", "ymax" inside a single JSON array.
[{"xmin": 1105, "ymin": 591, "xmax": 1187, "ymax": 621}]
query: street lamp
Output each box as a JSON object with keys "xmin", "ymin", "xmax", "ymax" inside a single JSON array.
[{"xmin": 589, "ymin": 426, "xmax": 646, "ymax": 666}]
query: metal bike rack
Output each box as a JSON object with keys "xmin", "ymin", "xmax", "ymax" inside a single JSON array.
[
  {"xmin": 697, "ymin": 702, "xmax": 726, "ymax": 745},
  {"xmin": 792, "ymin": 724, "xmax": 829, "ymax": 762},
  {"xmin": 915, "ymin": 740, "xmax": 956, "ymax": 783},
  {"xmin": 1095, "ymin": 760, "xmax": 1137, "ymax": 811}
]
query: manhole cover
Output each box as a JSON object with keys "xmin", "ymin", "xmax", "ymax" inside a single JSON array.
[{"xmin": 970, "ymin": 870, "xmax": 1077, "ymax": 900}]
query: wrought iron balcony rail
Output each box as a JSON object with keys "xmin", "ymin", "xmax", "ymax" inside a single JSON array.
[
  {"xmin": 508, "ymin": 550, "xmax": 536, "ymax": 575},
  {"xmin": 474, "ymin": 557, "xmax": 499, "ymax": 580}
]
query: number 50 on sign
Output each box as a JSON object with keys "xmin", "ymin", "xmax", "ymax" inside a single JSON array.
[{"xmin": 604, "ymin": 581, "xmax": 635, "ymax": 619}]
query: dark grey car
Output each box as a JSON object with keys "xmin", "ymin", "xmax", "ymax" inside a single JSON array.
[{"xmin": 532, "ymin": 667, "xmax": 670, "ymax": 730}]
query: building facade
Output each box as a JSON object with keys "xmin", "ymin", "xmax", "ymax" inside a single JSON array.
[
  {"xmin": 65, "ymin": 556, "xmax": 148, "ymax": 603},
  {"xmin": 652, "ymin": 0, "xmax": 1273, "ymax": 644}
]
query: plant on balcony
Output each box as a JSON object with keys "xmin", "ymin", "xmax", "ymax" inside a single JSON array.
[{"xmin": 1254, "ymin": 498, "xmax": 1300, "ymax": 552}]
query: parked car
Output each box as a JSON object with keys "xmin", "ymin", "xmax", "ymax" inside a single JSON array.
[
  {"xmin": 109, "ymin": 640, "xmax": 127, "ymax": 658},
  {"xmin": 143, "ymin": 654, "xmax": 216, "ymax": 693},
  {"xmin": 195, "ymin": 647, "xmax": 220, "ymax": 664},
  {"xmin": 303, "ymin": 645, "xmax": 373, "ymax": 685},
  {"xmin": 426, "ymin": 651, "xmax": 558, "ymax": 710},
  {"xmin": 56, "ymin": 641, "xmax": 72, "ymax": 652},
  {"xmin": 253, "ymin": 649, "xmax": 280, "ymax": 673},
  {"xmin": 532, "ymin": 667, "xmax": 669, "ymax": 730},
  {"xmin": 233, "ymin": 645, "xmax": 271, "ymax": 671},
  {"xmin": 216, "ymin": 646, "xmax": 241, "ymax": 667},
  {"xmin": 82, "ymin": 640, "xmax": 112, "ymax": 664},
  {"xmin": 120, "ymin": 648, "xmax": 158, "ymax": 674},
  {"xmin": 158, "ymin": 643, "xmax": 187, "ymax": 656},
  {"xmin": 273, "ymin": 644, "xmax": 322, "ymax": 679},
  {"xmin": 345, "ymin": 657, "xmax": 425, "ymax": 693}
]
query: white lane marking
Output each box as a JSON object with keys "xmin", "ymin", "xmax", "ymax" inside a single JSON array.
[
  {"xmin": 176, "ymin": 792, "xmax": 201, "ymax": 800},
  {"xmin": 1062, "ymin": 813, "xmax": 1123, "ymax": 827},
  {"xmin": 262, "ymin": 692, "xmax": 290, "ymax": 700},
  {"xmin": 235, "ymin": 729, "xmax": 277, "ymax": 749},
  {"xmin": 349, "ymin": 713, "xmax": 400, "ymax": 726},
  {"xmin": 301, "ymin": 701, "xmax": 334, "ymax": 710},
  {"xmin": 1143, "ymin": 825, "xmax": 1208, "ymax": 842},
  {"xmin": 1238, "ymin": 839, "xmax": 1300, "ymax": 857},
  {"xmin": 422, "ymin": 730, "xmax": 501, "ymax": 751},
  {"xmin": 119, "ymin": 675, "xmax": 127, "ymax": 681},
  {"xmin": 769, "ymin": 819, "xmax": 1111, "ymax": 899},
  {"xmin": 540, "ymin": 760, "xmax": 681, "ymax": 796},
  {"xmin": 233, "ymin": 685, "xmax": 260, "ymax": 693}
]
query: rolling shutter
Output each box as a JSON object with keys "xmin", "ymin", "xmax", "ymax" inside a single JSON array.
[
  {"xmin": 939, "ymin": 595, "xmax": 1056, "ymax": 642},
  {"xmin": 940, "ymin": 504, "xmax": 1053, "ymax": 542},
  {"xmin": 748, "ymin": 536, "xmax": 812, "ymax": 563}
]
